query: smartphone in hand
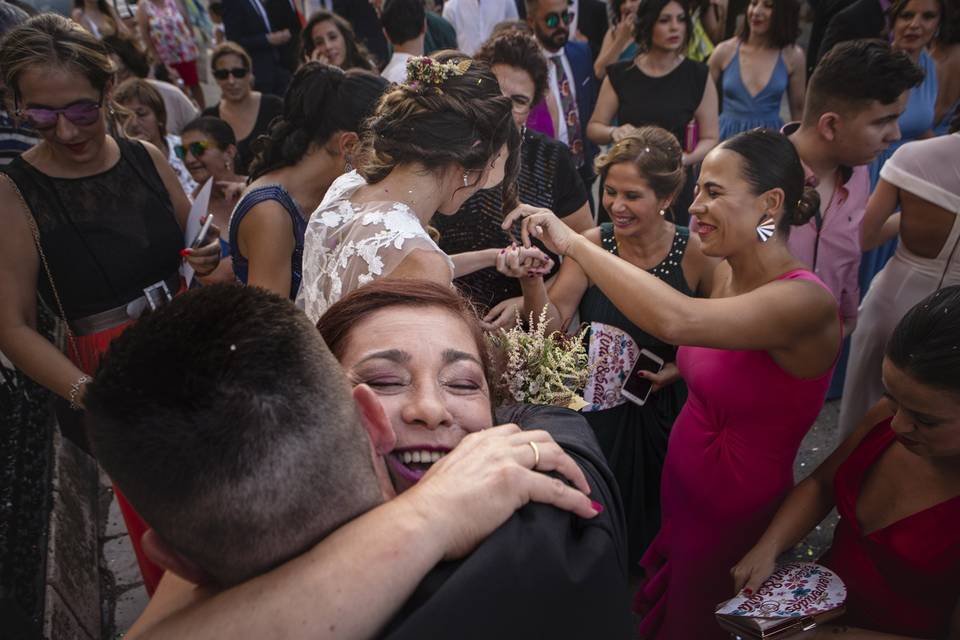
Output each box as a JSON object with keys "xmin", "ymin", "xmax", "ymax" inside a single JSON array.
[{"xmin": 621, "ymin": 349, "xmax": 665, "ymax": 406}]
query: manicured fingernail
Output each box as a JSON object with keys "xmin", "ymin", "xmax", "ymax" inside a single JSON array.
[
  {"xmin": 179, "ymin": 248, "xmax": 192, "ymax": 257},
  {"xmin": 743, "ymin": 588, "xmax": 753, "ymax": 595},
  {"xmin": 591, "ymin": 501, "xmax": 604, "ymax": 513}
]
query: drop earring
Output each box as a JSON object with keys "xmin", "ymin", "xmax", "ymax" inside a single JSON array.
[
  {"xmin": 344, "ymin": 155, "xmax": 353, "ymax": 172},
  {"xmin": 462, "ymin": 171, "xmax": 470, "ymax": 187},
  {"xmin": 756, "ymin": 214, "xmax": 776, "ymax": 242}
]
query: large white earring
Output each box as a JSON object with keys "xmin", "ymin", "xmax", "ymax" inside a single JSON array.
[
  {"xmin": 756, "ymin": 214, "xmax": 776, "ymax": 242},
  {"xmin": 462, "ymin": 171, "xmax": 469, "ymax": 187}
]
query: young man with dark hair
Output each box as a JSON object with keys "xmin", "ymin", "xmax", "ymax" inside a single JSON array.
[
  {"xmin": 783, "ymin": 39, "xmax": 923, "ymax": 394},
  {"xmin": 379, "ymin": 0, "xmax": 426, "ymax": 83},
  {"xmin": 87, "ymin": 285, "xmax": 631, "ymax": 639}
]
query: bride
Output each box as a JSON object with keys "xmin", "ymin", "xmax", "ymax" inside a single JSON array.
[{"xmin": 297, "ymin": 55, "xmax": 550, "ymax": 322}]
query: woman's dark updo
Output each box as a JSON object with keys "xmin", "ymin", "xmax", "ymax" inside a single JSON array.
[
  {"xmin": 248, "ymin": 62, "xmax": 388, "ymax": 181},
  {"xmin": 886, "ymin": 286, "xmax": 960, "ymax": 396},
  {"xmin": 719, "ymin": 128, "xmax": 820, "ymax": 235},
  {"xmin": 359, "ymin": 54, "xmax": 520, "ymax": 212}
]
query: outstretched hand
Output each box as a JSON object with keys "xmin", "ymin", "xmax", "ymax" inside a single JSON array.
[
  {"xmin": 495, "ymin": 243, "xmax": 554, "ymax": 279},
  {"xmin": 501, "ymin": 204, "xmax": 578, "ymax": 257},
  {"xmin": 401, "ymin": 424, "xmax": 600, "ymax": 560}
]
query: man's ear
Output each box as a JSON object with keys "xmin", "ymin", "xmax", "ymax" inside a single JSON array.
[
  {"xmin": 817, "ymin": 111, "xmax": 841, "ymax": 142},
  {"xmin": 141, "ymin": 529, "xmax": 214, "ymax": 586},
  {"xmin": 352, "ymin": 383, "xmax": 397, "ymax": 455}
]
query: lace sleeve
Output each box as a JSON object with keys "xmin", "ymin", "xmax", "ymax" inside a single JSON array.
[{"xmin": 297, "ymin": 186, "xmax": 454, "ymax": 323}]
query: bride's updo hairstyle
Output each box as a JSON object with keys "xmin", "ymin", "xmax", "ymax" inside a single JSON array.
[{"xmin": 359, "ymin": 54, "xmax": 520, "ymax": 211}]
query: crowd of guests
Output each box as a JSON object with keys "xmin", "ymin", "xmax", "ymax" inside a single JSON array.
[{"xmin": 0, "ymin": 0, "xmax": 958, "ymax": 638}]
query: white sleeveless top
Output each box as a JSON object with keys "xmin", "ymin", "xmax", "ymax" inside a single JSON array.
[{"xmin": 296, "ymin": 171, "xmax": 454, "ymax": 323}]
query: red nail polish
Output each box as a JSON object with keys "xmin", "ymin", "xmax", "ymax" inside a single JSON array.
[
  {"xmin": 591, "ymin": 500, "xmax": 604, "ymax": 513},
  {"xmin": 744, "ymin": 588, "xmax": 753, "ymax": 595},
  {"xmin": 179, "ymin": 248, "xmax": 192, "ymax": 257}
]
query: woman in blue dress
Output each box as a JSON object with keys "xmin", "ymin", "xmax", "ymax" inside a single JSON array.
[
  {"xmin": 708, "ymin": 0, "xmax": 806, "ymax": 141},
  {"xmin": 860, "ymin": 0, "xmax": 943, "ymax": 291},
  {"xmin": 229, "ymin": 63, "xmax": 387, "ymax": 299}
]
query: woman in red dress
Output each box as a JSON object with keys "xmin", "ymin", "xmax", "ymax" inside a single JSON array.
[{"xmin": 734, "ymin": 286, "xmax": 960, "ymax": 638}]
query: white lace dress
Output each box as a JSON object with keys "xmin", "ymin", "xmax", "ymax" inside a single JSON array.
[{"xmin": 297, "ymin": 171, "xmax": 455, "ymax": 323}]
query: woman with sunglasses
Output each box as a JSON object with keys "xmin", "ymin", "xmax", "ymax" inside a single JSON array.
[
  {"xmin": 0, "ymin": 14, "xmax": 220, "ymax": 595},
  {"xmin": 115, "ymin": 77, "xmax": 196, "ymax": 196},
  {"xmin": 201, "ymin": 41, "xmax": 283, "ymax": 176},
  {"xmin": 178, "ymin": 115, "xmax": 245, "ymax": 283},
  {"xmin": 231, "ymin": 63, "xmax": 388, "ymax": 300}
]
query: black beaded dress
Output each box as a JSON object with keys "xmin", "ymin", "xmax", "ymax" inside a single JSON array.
[{"xmin": 579, "ymin": 223, "xmax": 692, "ymax": 573}]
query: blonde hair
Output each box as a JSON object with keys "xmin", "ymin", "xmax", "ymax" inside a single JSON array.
[
  {"xmin": 0, "ymin": 13, "xmax": 115, "ymax": 110},
  {"xmin": 595, "ymin": 126, "xmax": 685, "ymax": 202}
]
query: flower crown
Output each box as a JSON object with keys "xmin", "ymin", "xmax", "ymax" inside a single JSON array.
[{"xmin": 405, "ymin": 56, "xmax": 472, "ymax": 89}]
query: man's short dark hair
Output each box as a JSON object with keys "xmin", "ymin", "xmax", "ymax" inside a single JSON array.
[
  {"xmin": 476, "ymin": 30, "xmax": 549, "ymax": 108},
  {"xmin": 85, "ymin": 285, "xmax": 384, "ymax": 587},
  {"xmin": 380, "ymin": 0, "xmax": 426, "ymax": 45},
  {"xmin": 804, "ymin": 39, "xmax": 924, "ymax": 124}
]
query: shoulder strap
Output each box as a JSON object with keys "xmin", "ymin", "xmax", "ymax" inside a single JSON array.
[{"xmin": 1, "ymin": 173, "xmax": 78, "ymax": 359}]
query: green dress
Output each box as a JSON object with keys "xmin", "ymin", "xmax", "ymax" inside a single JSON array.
[{"xmin": 579, "ymin": 223, "xmax": 692, "ymax": 573}]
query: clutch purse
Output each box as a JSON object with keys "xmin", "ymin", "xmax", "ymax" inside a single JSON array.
[{"xmin": 715, "ymin": 563, "xmax": 847, "ymax": 639}]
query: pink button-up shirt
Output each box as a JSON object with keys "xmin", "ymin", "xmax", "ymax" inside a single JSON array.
[{"xmin": 785, "ymin": 130, "xmax": 870, "ymax": 321}]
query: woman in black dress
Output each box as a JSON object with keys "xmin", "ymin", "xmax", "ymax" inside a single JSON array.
[
  {"xmin": 0, "ymin": 14, "xmax": 220, "ymax": 594},
  {"xmin": 587, "ymin": 0, "xmax": 719, "ymax": 225},
  {"xmin": 497, "ymin": 127, "xmax": 716, "ymax": 573},
  {"xmin": 202, "ymin": 41, "xmax": 283, "ymax": 175}
]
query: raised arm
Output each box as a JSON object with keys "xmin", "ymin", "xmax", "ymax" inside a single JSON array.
[
  {"xmin": 130, "ymin": 424, "xmax": 600, "ymax": 640},
  {"xmin": 504, "ymin": 207, "xmax": 838, "ymax": 359}
]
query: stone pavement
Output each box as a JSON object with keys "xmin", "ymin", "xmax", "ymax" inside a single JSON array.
[{"xmin": 98, "ymin": 400, "xmax": 845, "ymax": 636}]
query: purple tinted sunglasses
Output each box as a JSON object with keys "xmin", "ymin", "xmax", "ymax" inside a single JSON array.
[{"xmin": 15, "ymin": 93, "xmax": 103, "ymax": 131}]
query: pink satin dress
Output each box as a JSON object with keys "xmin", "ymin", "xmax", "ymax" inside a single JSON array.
[{"xmin": 635, "ymin": 270, "xmax": 838, "ymax": 638}]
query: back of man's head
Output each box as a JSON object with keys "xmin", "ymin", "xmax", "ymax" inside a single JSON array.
[
  {"xmin": 381, "ymin": 0, "xmax": 426, "ymax": 45},
  {"xmin": 86, "ymin": 285, "xmax": 384, "ymax": 587},
  {"xmin": 803, "ymin": 39, "xmax": 924, "ymax": 126}
]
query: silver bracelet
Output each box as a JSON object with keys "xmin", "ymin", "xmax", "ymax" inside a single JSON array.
[{"xmin": 69, "ymin": 375, "xmax": 92, "ymax": 411}]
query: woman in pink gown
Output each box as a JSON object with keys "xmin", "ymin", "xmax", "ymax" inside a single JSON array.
[{"xmin": 504, "ymin": 128, "xmax": 843, "ymax": 638}]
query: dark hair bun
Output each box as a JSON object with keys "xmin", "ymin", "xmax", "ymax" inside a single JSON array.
[{"xmin": 790, "ymin": 186, "xmax": 821, "ymax": 226}]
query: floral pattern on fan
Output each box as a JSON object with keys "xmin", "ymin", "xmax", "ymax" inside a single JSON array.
[
  {"xmin": 296, "ymin": 171, "xmax": 454, "ymax": 323},
  {"xmin": 716, "ymin": 563, "xmax": 847, "ymax": 618},
  {"xmin": 581, "ymin": 322, "xmax": 640, "ymax": 412}
]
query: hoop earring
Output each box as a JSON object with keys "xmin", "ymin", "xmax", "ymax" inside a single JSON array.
[{"xmin": 756, "ymin": 214, "xmax": 776, "ymax": 242}]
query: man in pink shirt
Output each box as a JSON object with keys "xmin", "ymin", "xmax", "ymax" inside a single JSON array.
[{"xmin": 784, "ymin": 40, "xmax": 922, "ymax": 338}]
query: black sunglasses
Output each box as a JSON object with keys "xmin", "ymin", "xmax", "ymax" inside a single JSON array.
[
  {"xmin": 545, "ymin": 10, "xmax": 575, "ymax": 28},
  {"xmin": 213, "ymin": 67, "xmax": 249, "ymax": 80}
]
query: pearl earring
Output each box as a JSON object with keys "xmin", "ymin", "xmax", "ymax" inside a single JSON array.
[{"xmin": 659, "ymin": 209, "xmax": 666, "ymax": 217}]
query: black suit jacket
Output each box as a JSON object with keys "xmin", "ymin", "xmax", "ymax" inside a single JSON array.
[
  {"xmin": 381, "ymin": 404, "xmax": 633, "ymax": 639},
  {"xmin": 333, "ymin": 0, "xmax": 389, "ymax": 69},
  {"xmin": 221, "ymin": 0, "xmax": 294, "ymax": 95},
  {"xmin": 817, "ymin": 0, "xmax": 886, "ymax": 63}
]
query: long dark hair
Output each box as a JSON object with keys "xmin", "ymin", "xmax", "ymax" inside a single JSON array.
[
  {"xmin": 737, "ymin": 0, "xmax": 800, "ymax": 48},
  {"xmin": 886, "ymin": 286, "xmax": 960, "ymax": 395},
  {"xmin": 301, "ymin": 10, "xmax": 376, "ymax": 71},
  {"xmin": 248, "ymin": 62, "xmax": 388, "ymax": 181}
]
